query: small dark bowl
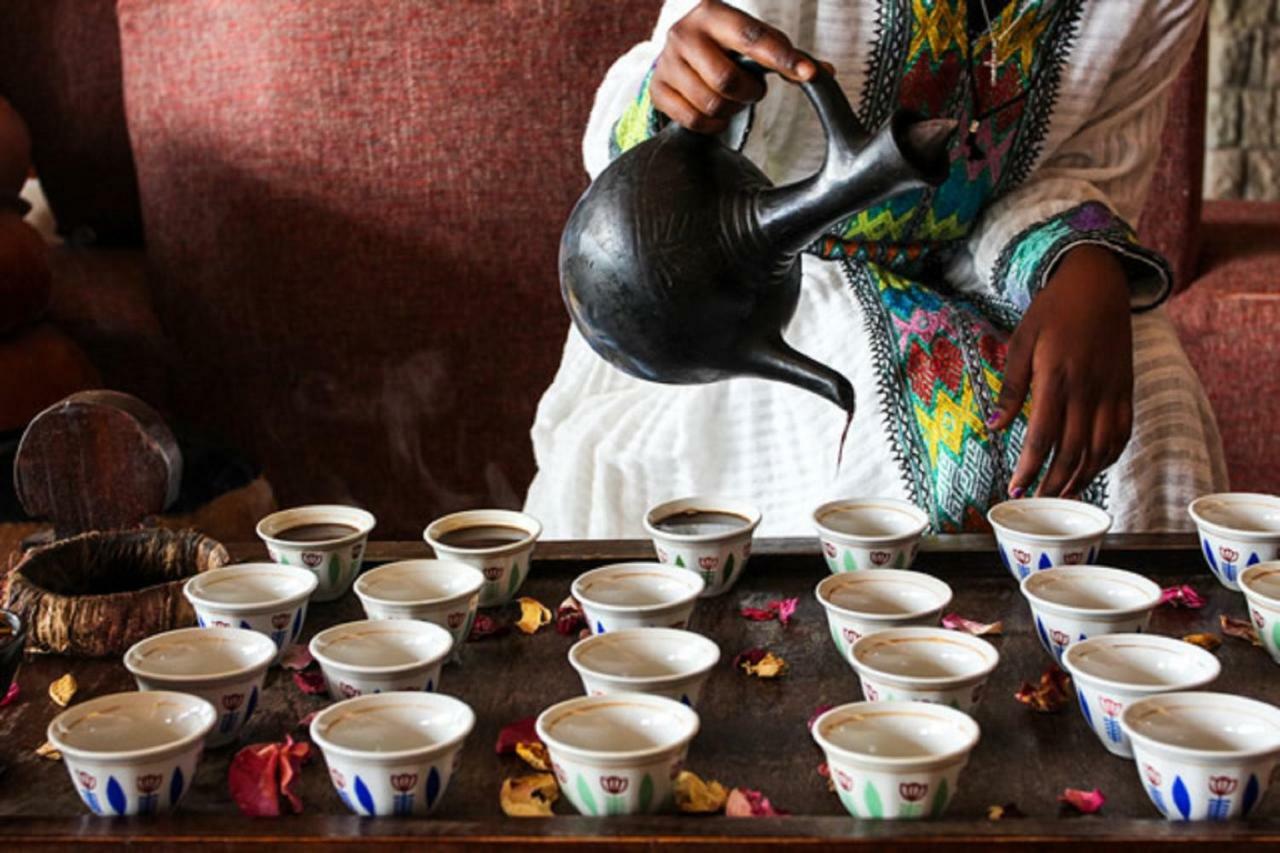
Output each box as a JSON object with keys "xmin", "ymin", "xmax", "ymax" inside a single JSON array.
[{"xmin": 0, "ymin": 608, "xmax": 25, "ymax": 698}]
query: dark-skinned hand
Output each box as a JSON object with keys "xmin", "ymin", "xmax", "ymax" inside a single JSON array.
[
  {"xmin": 651, "ymin": 0, "xmax": 826, "ymax": 134},
  {"xmin": 988, "ymin": 245, "xmax": 1134, "ymax": 499}
]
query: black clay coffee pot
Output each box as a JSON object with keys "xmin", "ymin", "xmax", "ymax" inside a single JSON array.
[{"xmin": 559, "ymin": 60, "xmax": 955, "ymax": 413}]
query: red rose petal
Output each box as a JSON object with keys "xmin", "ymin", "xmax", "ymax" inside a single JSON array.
[
  {"xmin": 1059, "ymin": 787, "xmax": 1105, "ymax": 814},
  {"xmin": 1158, "ymin": 584, "xmax": 1206, "ymax": 609},
  {"xmin": 725, "ymin": 787, "xmax": 788, "ymax": 817},
  {"xmin": 229, "ymin": 742, "xmax": 284, "ymax": 816},
  {"xmin": 739, "ymin": 598, "xmax": 800, "ymax": 626},
  {"xmin": 292, "ymin": 669, "xmax": 327, "ymax": 696},
  {"xmin": 554, "ymin": 596, "xmax": 586, "ymax": 636},
  {"xmin": 739, "ymin": 607, "xmax": 776, "ymax": 622},
  {"xmin": 0, "ymin": 682, "xmax": 19, "ymax": 708},
  {"xmin": 279, "ymin": 736, "xmax": 311, "ymax": 813},
  {"xmin": 279, "ymin": 645, "xmax": 314, "ymax": 671},
  {"xmin": 469, "ymin": 612, "xmax": 510, "ymax": 642},
  {"xmin": 495, "ymin": 716, "xmax": 541, "ymax": 754}
]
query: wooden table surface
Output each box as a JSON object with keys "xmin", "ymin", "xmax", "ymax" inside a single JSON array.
[{"xmin": 4, "ymin": 534, "xmax": 1280, "ymax": 851}]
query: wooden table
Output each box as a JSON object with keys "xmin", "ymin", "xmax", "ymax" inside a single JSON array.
[{"xmin": 4, "ymin": 535, "xmax": 1280, "ymax": 850}]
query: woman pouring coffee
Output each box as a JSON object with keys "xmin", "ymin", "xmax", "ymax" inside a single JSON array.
[{"xmin": 527, "ymin": 0, "xmax": 1224, "ymax": 537}]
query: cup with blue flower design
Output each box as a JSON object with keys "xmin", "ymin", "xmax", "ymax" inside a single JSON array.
[
  {"xmin": 811, "ymin": 700, "xmax": 980, "ymax": 820},
  {"xmin": 424, "ymin": 509, "xmax": 542, "ymax": 607},
  {"xmin": 1020, "ymin": 565, "xmax": 1161, "ymax": 664},
  {"xmin": 1062, "ymin": 633, "xmax": 1221, "ymax": 759},
  {"xmin": 256, "ymin": 505, "xmax": 376, "ymax": 602},
  {"xmin": 1120, "ymin": 691, "xmax": 1280, "ymax": 821},
  {"xmin": 311, "ymin": 691, "xmax": 475, "ymax": 817},
  {"xmin": 183, "ymin": 563, "xmax": 317, "ymax": 666},
  {"xmin": 1189, "ymin": 493, "xmax": 1280, "ymax": 592},
  {"xmin": 536, "ymin": 692, "xmax": 699, "ymax": 816},
  {"xmin": 987, "ymin": 497, "xmax": 1111, "ymax": 581},
  {"xmin": 124, "ymin": 626, "xmax": 276, "ymax": 748},
  {"xmin": 48, "ymin": 690, "xmax": 216, "ymax": 816},
  {"xmin": 813, "ymin": 498, "xmax": 929, "ymax": 573}
]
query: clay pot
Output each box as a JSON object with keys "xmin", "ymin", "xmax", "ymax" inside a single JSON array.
[
  {"xmin": 0, "ymin": 322, "xmax": 99, "ymax": 431},
  {"xmin": 5, "ymin": 528, "xmax": 229, "ymax": 657}
]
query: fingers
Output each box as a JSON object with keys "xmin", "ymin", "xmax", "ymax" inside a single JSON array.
[
  {"xmin": 660, "ymin": 54, "xmax": 741, "ymax": 124},
  {"xmin": 675, "ymin": 30, "xmax": 768, "ymax": 105},
  {"xmin": 1007, "ymin": 363, "xmax": 1065, "ymax": 498},
  {"xmin": 1062, "ymin": 396, "xmax": 1134, "ymax": 497},
  {"xmin": 1037, "ymin": 396, "xmax": 1093, "ymax": 497},
  {"xmin": 651, "ymin": 78, "xmax": 729, "ymax": 134},
  {"xmin": 989, "ymin": 325, "xmax": 1033, "ymax": 433},
  {"xmin": 696, "ymin": 0, "xmax": 816, "ymax": 81}
]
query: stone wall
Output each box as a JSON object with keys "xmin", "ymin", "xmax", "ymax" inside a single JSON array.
[{"xmin": 1205, "ymin": 0, "xmax": 1280, "ymax": 199}]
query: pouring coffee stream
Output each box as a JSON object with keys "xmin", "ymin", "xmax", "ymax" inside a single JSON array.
[{"xmin": 559, "ymin": 56, "xmax": 956, "ymax": 441}]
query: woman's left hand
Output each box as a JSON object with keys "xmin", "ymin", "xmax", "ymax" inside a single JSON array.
[{"xmin": 987, "ymin": 245, "xmax": 1134, "ymax": 498}]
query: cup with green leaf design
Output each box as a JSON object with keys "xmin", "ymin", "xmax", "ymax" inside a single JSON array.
[
  {"xmin": 813, "ymin": 498, "xmax": 929, "ymax": 574},
  {"xmin": 1240, "ymin": 562, "xmax": 1280, "ymax": 666},
  {"xmin": 424, "ymin": 509, "xmax": 542, "ymax": 607},
  {"xmin": 811, "ymin": 700, "xmax": 979, "ymax": 820},
  {"xmin": 256, "ymin": 505, "xmax": 376, "ymax": 602},
  {"xmin": 816, "ymin": 570, "xmax": 953, "ymax": 665},
  {"xmin": 643, "ymin": 496, "xmax": 761, "ymax": 597},
  {"xmin": 848, "ymin": 627, "xmax": 999, "ymax": 714},
  {"xmin": 536, "ymin": 692, "xmax": 699, "ymax": 816}
]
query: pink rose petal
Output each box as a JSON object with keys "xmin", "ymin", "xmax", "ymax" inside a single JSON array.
[
  {"xmin": 942, "ymin": 613, "xmax": 1004, "ymax": 636},
  {"xmin": 279, "ymin": 645, "xmax": 314, "ymax": 671},
  {"xmin": 775, "ymin": 598, "xmax": 798, "ymax": 627},
  {"xmin": 0, "ymin": 682, "xmax": 19, "ymax": 708},
  {"xmin": 1059, "ymin": 787, "xmax": 1105, "ymax": 814},
  {"xmin": 725, "ymin": 787, "xmax": 788, "ymax": 817},
  {"xmin": 739, "ymin": 598, "xmax": 800, "ymax": 626},
  {"xmin": 1159, "ymin": 584, "xmax": 1206, "ymax": 609}
]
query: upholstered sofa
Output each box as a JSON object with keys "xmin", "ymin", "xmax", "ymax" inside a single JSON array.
[{"xmin": 1, "ymin": 1, "xmax": 1276, "ymax": 537}]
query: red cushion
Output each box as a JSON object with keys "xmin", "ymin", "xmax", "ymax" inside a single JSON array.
[
  {"xmin": 0, "ymin": 0, "xmax": 143, "ymax": 246},
  {"xmin": 116, "ymin": 0, "xmax": 662, "ymax": 535},
  {"xmin": 1167, "ymin": 200, "xmax": 1280, "ymax": 495}
]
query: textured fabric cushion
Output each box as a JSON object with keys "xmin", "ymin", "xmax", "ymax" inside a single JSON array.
[
  {"xmin": 117, "ymin": 0, "xmax": 661, "ymax": 535},
  {"xmin": 1135, "ymin": 29, "xmax": 1205, "ymax": 294},
  {"xmin": 1167, "ymin": 200, "xmax": 1280, "ymax": 495},
  {"xmin": 0, "ymin": 0, "xmax": 143, "ymax": 246}
]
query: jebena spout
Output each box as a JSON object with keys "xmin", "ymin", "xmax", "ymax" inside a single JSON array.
[{"xmin": 741, "ymin": 336, "xmax": 855, "ymax": 414}]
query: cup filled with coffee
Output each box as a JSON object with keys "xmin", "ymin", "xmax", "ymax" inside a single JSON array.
[
  {"xmin": 643, "ymin": 496, "xmax": 761, "ymax": 597},
  {"xmin": 256, "ymin": 505, "xmax": 377, "ymax": 602},
  {"xmin": 423, "ymin": 509, "xmax": 542, "ymax": 607}
]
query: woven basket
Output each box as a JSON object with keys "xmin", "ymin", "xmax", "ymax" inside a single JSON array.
[{"xmin": 5, "ymin": 528, "xmax": 229, "ymax": 657}]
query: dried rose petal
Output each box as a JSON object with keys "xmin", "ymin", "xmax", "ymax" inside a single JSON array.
[
  {"xmin": 1059, "ymin": 787, "xmax": 1105, "ymax": 814},
  {"xmin": 469, "ymin": 612, "xmax": 509, "ymax": 641},
  {"xmin": 735, "ymin": 649, "xmax": 787, "ymax": 678},
  {"xmin": 776, "ymin": 598, "xmax": 798, "ymax": 627},
  {"xmin": 675, "ymin": 770, "xmax": 729, "ymax": 814},
  {"xmin": 554, "ymin": 597, "xmax": 586, "ymax": 636},
  {"xmin": 816, "ymin": 762, "xmax": 834, "ymax": 792},
  {"xmin": 292, "ymin": 669, "xmax": 327, "ymax": 695},
  {"xmin": 1221, "ymin": 614, "xmax": 1263, "ymax": 647},
  {"xmin": 297, "ymin": 710, "xmax": 319, "ymax": 729},
  {"xmin": 0, "ymin": 682, "xmax": 19, "ymax": 708},
  {"xmin": 988, "ymin": 802, "xmax": 1025, "ymax": 820},
  {"xmin": 1183, "ymin": 632, "xmax": 1222, "ymax": 651},
  {"xmin": 35, "ymin": 740, "xmax": 62, "ymax": 761},
  {"xmin": 1014, "ymin": 665, "xmax": 1071, "ymax": 713},
  {"xmin": 733, "ymin": 648, "xmax": 768, "ymax": 669},
  {"xmin": 739, "ymin": 598, "xmax": 799, "ymax": 627},
  {"xmin": 229, "ymin": 736, "xmax": 311, "ymax": 816},
  {"xmin": 279, "ymin": 645, "xmax": 314, "ymax": 671},
  {"xmin": 48, "ymin": 673, "xmax": 76, "ymax": 708},
  {"xmin": 807, "ymin": 704, "xmax": 834, "ymax": 732},
  {"xmin": 514, "ymin": 597, "xmax": 553, "ymax": 635},
  {"xmin": 740, "ymin": 606, "xmax": 776, "ymax": 622},
  {"xmin": 500, "ymin": 772, "xmax": 559, "ymax": 817},
  {"xmin": 942, "ymin": 613, "xmax": 1004, "ymax": 636},
  {"xmin": 1158, "ymin": 584, "xmax": 1206, "ymax": 609},
  {"xmin": 725, "ymin": 787, "xmax": 787, "ymax": 817},
  {"xmin": 495, "ymin": 717, "xmax": 541, "ymax": 754},
  {"xmin": 515, "ymin": 741, "xmax": 551, "ymax": 772}
]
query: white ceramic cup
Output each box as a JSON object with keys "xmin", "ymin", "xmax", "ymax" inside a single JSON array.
[
  {"xmin": 124, "ymin": 627, "xmax": 276, "ymax": 748},
  {"xmin": 536, "ymin": 692, "xmax": 699, "ymax": 816},
  {"xmin": 987, "ymin": 498, "xmax": 1112, "ymax": 581},
  {"xmin": 309, "ymin": 619, "xmax": 454, "ymax": 700},
  {"xmin": 1239, "ymin": 561, "xmax": 1280, "ymax": 665},
  {"xmin": 643, "ymin": 496, "xmax": 761, "ymax": 597},
  {"xmin": 311, "ymin": 691, "xmax": 475, "ymax": 817},
  {"xmin": 183, "ymin": 563, "xmax": 318, "ymax": 666},
  {"xmin": 848, "ymin": 627, "xmax": 999, "ymax": 714},
  {"xmin": 423, "ymin": 509, "xmax": 542, "ymax": 607},
  {"xmin": 256, "ymin": 505, "xmax": 376, "ymax": 602},
  {"xmin": 353, "ymin": 559, "xmax": 484, "ymax": 655},
  {"xmin": 815, "ymin": 569, "xmax": 953, "ymax": 665},
  {"xmin": 813, "ymin": 498, "xmax": 929, "ymax": 573},
  {"xmin": 1189, "ymin": 493, "xmax": 1280, "ymax": 591},
  {"xmin": 1062, "ymin": 634, "xmax": 1222, "ymax": 759},
  {"xmin": 48, "ymin": 691, "xmax": 216, "ymax": 817},
  {"xmin": 1121, "ymin": 692, "xmax": 1280, "ymax": 821},
  {"xmin": 568, "ymin": 628, "xmax": 720, "ymax": 708},
  {"xmin": 811, "ymin": 700, "xmax": 980, "ymax": 820},
  {"xmin": 1020, "ymin": 565, "xmax": 1161, "ymax": 663},
  {"xmin": 571, "ymin": 563, "xmax": 705, "ymax": 635}
]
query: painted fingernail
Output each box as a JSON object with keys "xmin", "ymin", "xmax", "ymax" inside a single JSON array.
[
  {"xmin": 986, "ymin": 410, "xmax": 1003, "ymax": 428},
  {"xmin": 1010, "ymin": 487, "xmax": 1025, "ymax": 499}
]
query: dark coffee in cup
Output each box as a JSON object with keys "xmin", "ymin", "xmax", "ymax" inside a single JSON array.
[{"xmin": 275, "ymin": 522, "xmax": 360, "ymax": 542}]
